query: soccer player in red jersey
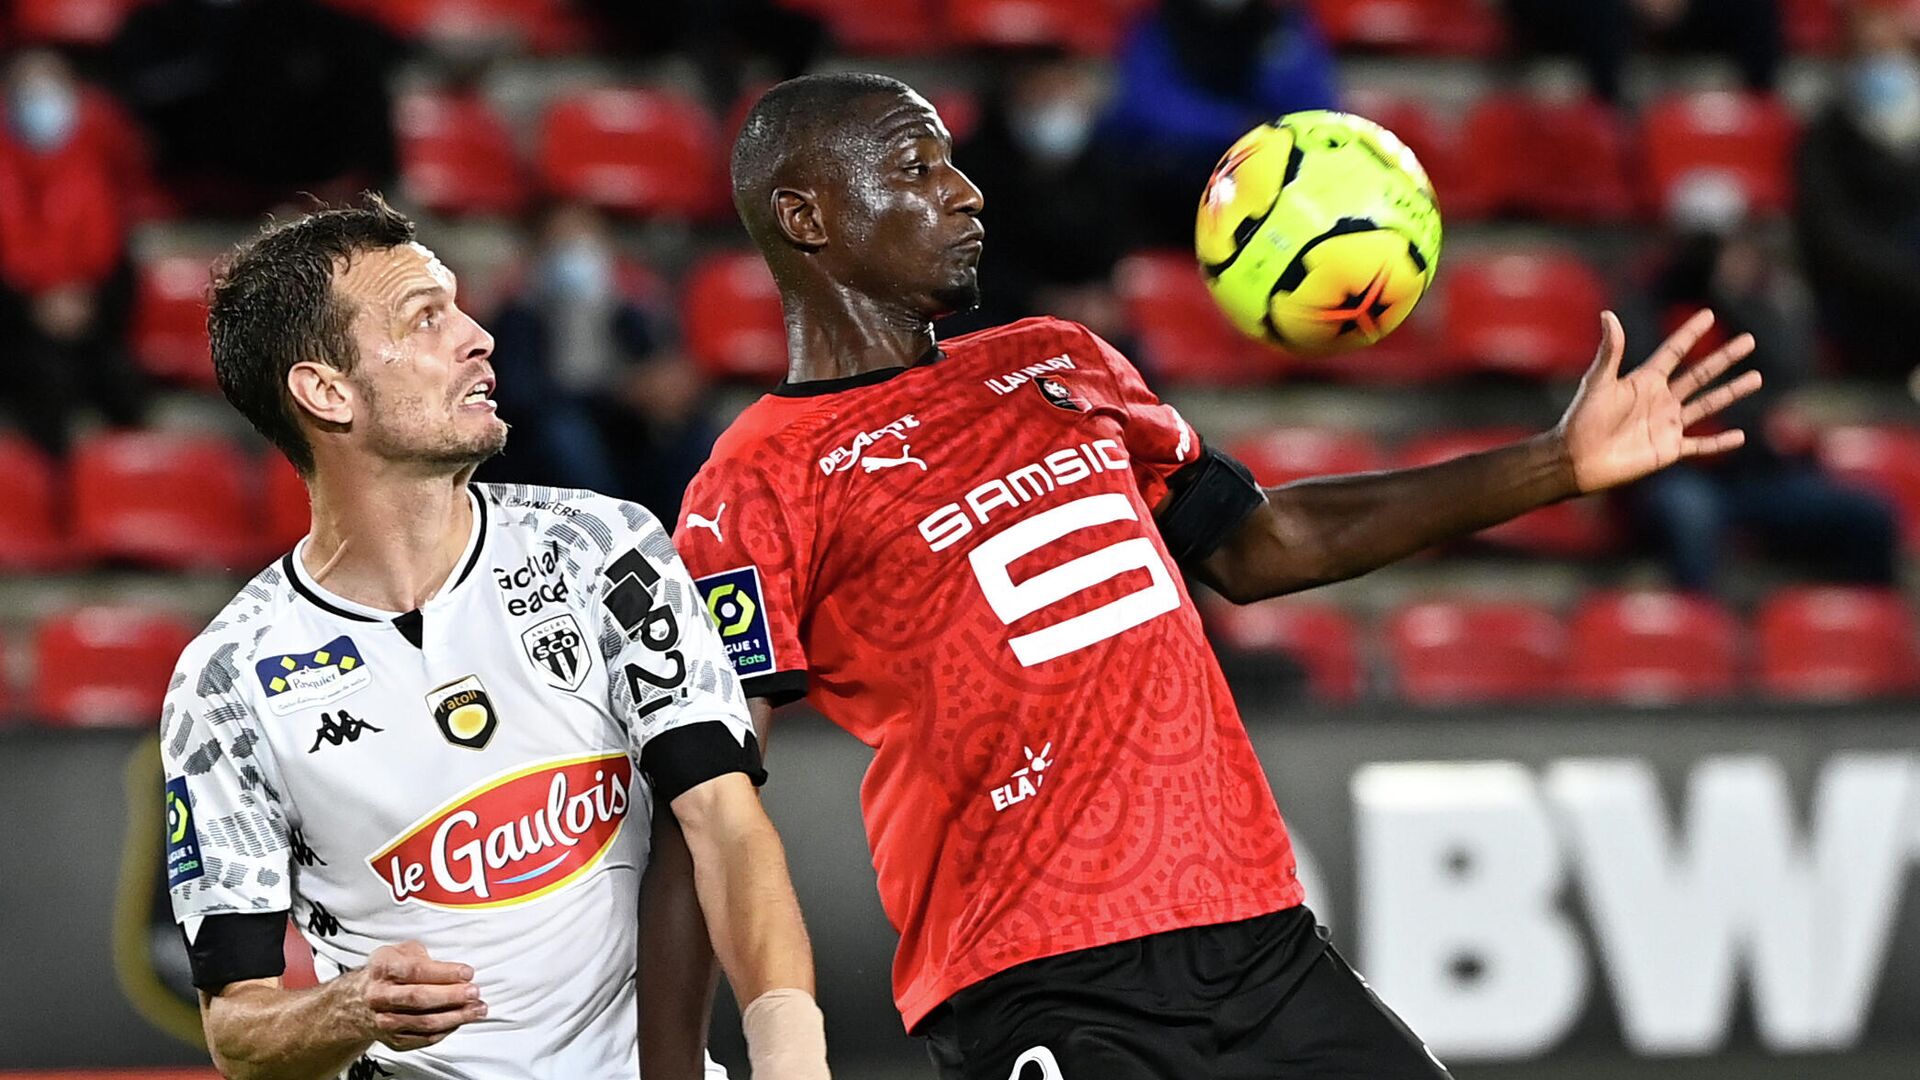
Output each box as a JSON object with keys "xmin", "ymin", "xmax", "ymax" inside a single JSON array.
[{"xmin": 673, "ymin": 73, "xmax": 1761, "ymax": 1079}]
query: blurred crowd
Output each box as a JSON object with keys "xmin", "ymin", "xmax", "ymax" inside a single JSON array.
[{"xmin": 6, "ymin": 0, "xmax": 1920, "ymax": 600}]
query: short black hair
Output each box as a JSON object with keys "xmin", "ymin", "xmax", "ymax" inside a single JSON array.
[
  {"xmin": 730, "ymin": 72, "xmax": 917, "ymax": 247},
  {"xmin": 208, "ymin": 194, "xmax": 416, "ymax": 474}
]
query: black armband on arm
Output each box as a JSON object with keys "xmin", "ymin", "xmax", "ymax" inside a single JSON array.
[
  {"xmin": 185, "ymin": 911, "xmax": 288, "ymax": 992},
  {"xmin": 643, "ymin": 723, "xmax": 769, "ymax": 802},
  {"xmin": 741, "ymin": 670, "xmax": 807, "ymax": 708},
  {"xmin": 1158, "ymin": 446, "xmax": 1267, "ymax": 564}
]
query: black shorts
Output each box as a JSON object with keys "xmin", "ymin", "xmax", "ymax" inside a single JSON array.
[{"xmin": 922, "ymin": 906, "xmax": 1451, "ymax": 1080}]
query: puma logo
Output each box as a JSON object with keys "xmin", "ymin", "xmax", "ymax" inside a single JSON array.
[
  {"xmin": 861, "ymin": 445, "xmax": 928, "ymax": 473},
  {"xmin": 686, "ymin": 504, "xmax": 725, "ymax": 542}
]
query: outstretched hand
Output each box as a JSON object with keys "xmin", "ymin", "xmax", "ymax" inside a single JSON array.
[{"xmin": 1555, "ymin": 309, "xmax": 1763, "ymax": 495}]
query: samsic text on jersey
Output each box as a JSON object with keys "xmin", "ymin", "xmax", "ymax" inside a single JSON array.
[
  {"xmin": 161, "ymin": 485, "xmax": 760, "ymax": 1079},
  {"xmin": 674, "ymin": 318, "xmax": 1304, "ymax": 1030}
]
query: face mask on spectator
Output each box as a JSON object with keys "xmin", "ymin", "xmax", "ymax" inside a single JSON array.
[
  {"xmin": 542, "ymin": 240, "xmax": 614, "ymax": 302},
  {"xmin": 9, "ymin": 79, "xmax": 77, "ymax": 152},
  {"xmin": 1014, "ymin": 102, "xmax": 1093, "ymax": 165},
  {"xmin": 1849, "ymin": 52, "xmax": 1920, "ymax": 153}
]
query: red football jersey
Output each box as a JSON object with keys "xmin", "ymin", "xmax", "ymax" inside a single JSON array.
[{"xmin": 675, "ymin": 317, "xmax": 1302, "ymax": 1029}]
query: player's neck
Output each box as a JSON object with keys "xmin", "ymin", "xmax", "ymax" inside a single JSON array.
[
  {"xmin": 301, "ymin": 465, "xmax": 477, "ymax": 614},
  {"xmin": 783, "ymin": 291, "xmax": 935, "ymax": 383}
]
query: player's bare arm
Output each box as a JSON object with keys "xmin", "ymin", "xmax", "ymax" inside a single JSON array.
[
  {"xmin": 198, "ymin": 941, "xmax": 484, "ymax": 1080},
  {"xmin": 639, "ymin": 807, "xmax": 720, "ymax": 1080},
  {"xmin": 670, "ymin": 771, "xmax": 829, "ymax": 1080},
  {"xmin": 1193, "ymin": 309, "xmax": 1763, "ymax": 602}
]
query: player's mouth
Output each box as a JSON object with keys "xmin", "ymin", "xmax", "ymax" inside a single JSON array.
[{"xmin": 460, "ymin": 377, "xmax": 497, "ymax": 411}]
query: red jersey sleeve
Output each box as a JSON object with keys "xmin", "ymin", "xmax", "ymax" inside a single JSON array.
[
  {"xmin": 673, "ymin": 451, "xmax": 813, "ymax": 705},
  {"xmin": 1082, "ymin": 326, "xmax": 1204, "ymax": 508}
]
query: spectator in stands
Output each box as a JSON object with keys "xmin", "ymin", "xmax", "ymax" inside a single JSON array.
[
  {"xmin": 588, "ymin": 0, "xmax": 825, "ymax": 111},
  {"xmin": 949, "ymin": 52, "xmax": 1132, "ymax": 342},
  {"xmin": 1625, "ymin": 178, "xmax": 1899, "ymax": 593},
  {"xmin": 484, "ymin": 203, "xmax": 718, "ymax": 523},
  {"xmin": 1105, "ymin": 0, "xmax": 1338, "ymax": 245},
  {"xmin": 1795, "ymin": 3, "xmax": 1920, "ymax": 384},
  {"xmin": 1503, "ymin": 0, "xmax": 1783, "ymax": 104},
  {"xmin": 109, "ymin": 0, "xmax": 401, "ymax": 216},
  {"xmin": 0, "ymin": 51, "xmax": 148, "ymax": 456}
]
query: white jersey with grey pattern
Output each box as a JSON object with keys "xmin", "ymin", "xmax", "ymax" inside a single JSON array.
[{"xmin": 160, "ymin": 484, "xmax": 750, "ymax": 1080}]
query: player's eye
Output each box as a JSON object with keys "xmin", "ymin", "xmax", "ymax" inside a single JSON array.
[
  {"xmin": 415, "ymin": 307, "xmax": 441, "ymax": 331},
  {"xmin": 904, "ymin": 161, "xmax": 930, "ymax": 177}
]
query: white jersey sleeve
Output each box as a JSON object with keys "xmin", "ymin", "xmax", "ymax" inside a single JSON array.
[
  {"xmin": 590, "ymin": 498, "xmax": 763, "ymax": 800},
  {"xmin": 161, "ymin": 630, "xmax": 293, "ymax": 921}
]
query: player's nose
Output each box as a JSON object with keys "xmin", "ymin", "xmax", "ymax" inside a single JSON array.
[
  {"xmin": 950, "ymin": 162, "xmax": 984, "ymax": 217},
  {"xmin": 459, "ymin": 308, "xmax": 495, "ymax": 364}
]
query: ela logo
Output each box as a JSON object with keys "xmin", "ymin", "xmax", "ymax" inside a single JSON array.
[{"xmin": 694, "ymin": 566, "xmax": 776, "ymax": 678}]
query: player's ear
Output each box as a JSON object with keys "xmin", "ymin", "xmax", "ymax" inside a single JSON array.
[
  {"xmin": 772, "ymin": 187, "xmax": 827, "ymax": 250},
  {"xmin": 286, "ymin": 360, "xmax": 355, "ymax": 428}
]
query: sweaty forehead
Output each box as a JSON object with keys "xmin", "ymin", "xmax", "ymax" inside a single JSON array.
[{"xmin": 335, "ymin": 242, "xmax": 454, "ymax": 314}]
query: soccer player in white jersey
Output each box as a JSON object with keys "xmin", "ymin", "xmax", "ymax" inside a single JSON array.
[{"xmin": 160, "ymin": 195, "xmax": 829, "ymax": 1080}]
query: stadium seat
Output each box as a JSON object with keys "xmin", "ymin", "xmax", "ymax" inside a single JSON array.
[
  {"xmin": 1116, "ymin": 250, "xmax": 1284, "ymax": 385},
  {"xmin": 1567, "ymin": 590, "xmax": 1740, "ymax": 703},
  {"xmin": 396, "ymin": 90, "xmax": 526, "ymax": 217},
  {"xmin": 536, "ymin": 89, "xmax": 726, "ymax": 219},
  {"xmin": 1757, "ymin": 586, "xmax": 1920, "ymax": 699},
  {"xmin": 1341, "ymin": 90, "xmax": 1491, "ymax": 222},
  {"xmin": 1641, "ymin": 91, "xmax": 1798, "ymax": 218},
  {"xmin": 1781, "ymin": 0, "xmax": 1842, "ymax": 53},
  {"xmin": 1223, "ymin": 427, "xmax": 1386, "ymax": 488},
  {"xmin": 683, "ymin": 252, "xmax": 787, "ymax": 381},
  {"xmin": 778, "ymin": 0, "xmax": 945, "ymax": 53},
  {"xmin": 263, "ymin": 455, "xmax": 312, "ymax": 555},
  {"xmin": 1204, "ymin": 598, "xmax": 1363, "ymax": 702},
  {"xmin": 13, "ymin": 0, "xmax": 141, "ymax": 45},
  {"xmin": 1816, "ymin": 425, "xmax": 1920, "ymax": 551},
  {"xmin": 1441, "ymin": 251, "xmax": 1606, "ymax": 379},
  {"xmin": 131, "ymin": 255, "xmax": 216, "ymax": 388},
  {"xmin": 1396, "ymin": 429, "xmax": 1620, "ymax": 556},
  {"xmin": 72, "ymin": 433, "xmax": 259, "ymax": 570},
  {"xmin": 1309, "ymin": 0, "xmax": 1503, "ymax": 54},
  {"xmin": 33, "ymin": 605, "xmax": 197, "ymax": 728},
  {"xmin": 942, "ymin": 0, "xmax": 1131, "ymax": 53},
  {"xmin": 1385, "ymin": 599, "xmax": 1565, "ymax": 704},
  {"xmin": 329, "ymin": 0, "xmax": 587, "ymax": 52},
  {"xmin": 1463, "ymin": 93, "xmax": 1635, "ymax": 221},
  {"xmin": 0, "ymin": 436, "xmax": 66, "ymax": 570}
]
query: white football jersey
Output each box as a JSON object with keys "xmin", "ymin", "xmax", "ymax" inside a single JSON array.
[{"xmin": 161, "ymin": 484, "xmax": 755, "ymax": 1080}]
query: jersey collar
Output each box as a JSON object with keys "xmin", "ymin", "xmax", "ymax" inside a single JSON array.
[
  {"xmin": 770, "ymin": 343, "xmax": 945, "ymax": 397},
  {"xmin": 284, "ymin": 486, "xmax": 490, "ymax": 623}
]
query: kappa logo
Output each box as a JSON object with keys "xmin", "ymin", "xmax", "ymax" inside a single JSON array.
[
  {"xmin": 309, "ymin": 709, "xmax": 382, "ymax": 753},
  {"xmin": 861, "ymin": 444, "xmax": 928, "ymax": 473},
  {"xmin": 427, "ymin": 675, "xmax": 499, "ymax": 750},
  {"xmin": 254, "ymin": 636, "xmax": 371, "ymax": 716},
  {"xmin": 685, "ymin": 503, "xmax": 726, "ymax": 543},
  {"xmin": 819, "ymin": 414, "xmax": 920, "ymax": 475},
  {"xmin": 984, "ymin": 352, "xmax": 1075, "ymax": 396},
  {"xmin": 521, "ymin": 613, "xmax": 590, "ymax": 692}
]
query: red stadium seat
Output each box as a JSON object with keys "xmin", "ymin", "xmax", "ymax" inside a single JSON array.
[
  {"xmin": 536, "ymin": 89, "xmax": 725, "ymax": 219},
  {"xmin": 1463, "ymin": 93, "xmax": 1635, "ymax": 221},
  {"xmin": 1223, "ymin": 426, "xmax": 1386, "ymax": 488},
  {"xmin": 1204, "ymin": 598, "xmax": 1363, "ymax": 702},
  {"xmin": 1116, "ymin": 250, "xmax": 1283, "ymax": 385},
  {"xmin": 1816, "ymin": 425, "xmax": 1920, "ymax": 551},
  {"xmin": 0, "ymin": 436, "xmax": 65, "ymax": 570},
  {"xmin": 943, "ymin": 0, "xmax": 1131, "ymax": 53},
  {"xmin": 1568, "ymin": 590, "xmax": 1740, "ymax": 703},
  {"xmin": 683, "ymin": 252, "xmax": 787, "ymax": 381},
  {"xmin": 1757, "ymin": 586, "xmax": 1920, "ymax": 699},
  {"xmin": 1641, "ymin": 92, "xmax": 1797, "ymax": 218},
  {"xmin": 1397, "ymin": 429, "xmax": 1619, "ymax": 556},
  {"xmin": 72, "ymin": 433, "xmax": 258, "ymax": 570},
  {"xmin": 397, "ymin": 90, "xmax": 526, "ymax": 217},
  {"xmin": 33, "ymin": 605, "xmax": 197, "ymax": 728},
  {"xmin": 14, "ymin": 0, "xmax": 142, "ymax": 45},
  {"xmin": 1781, "ymin": 0, "xmax": 1842, "ymax": 52},
  {"xmin": 330, "ymin": 0, "xmax": 586, "ymax": 52},
  {"xmin": 779, "ymin": 0, "xmax": 945, "ymax": 53},
  {"xmin": 131, "ymin": 255, "xmax": 215, "ymax": 388},
  {"xmin": 1441, "ymin": 250, "xmax": 1606, "ymax": 379},
  {"xmin": 1342, "ymin": 90, "xmax": 1491, "ymax": 222},
  {"xmin": 263, "ymin": 455, "xmax": 312, "ymax": 555},
  {"xmin": 1310, "ymin": 0, "xmax": 1503, "ymax": 54},
  {"xmin": 1385, "ymin": 599, "xmax": 1565, "ymax": 704}
]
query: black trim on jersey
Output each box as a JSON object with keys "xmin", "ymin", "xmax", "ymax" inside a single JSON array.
[
  {"xmin": 771, "ymin": 344, "xmax": 944, "ymax": 397},
  {"xmin": 452, "ymin": 486, "xmax": 490, "ymax": 588},
  {"xmin": 393, "ymin": 609, "xmax": 424, "ymax": 649},
  {"xmin": 282, "ymin": 552, "xmax": 380, "ymax": 622},
  {"xmin": 1159, "ymin": 445, "xmax": 1268, "ymax": 565},
  {"xmin": 185, "ymin": 911, "xmax": 288, "ymax": 992},
  {"xmin": 742, "ymin": 670, "xmax": 808, "ymax": 708},
  {"xmin": 643, "ymin": 723, "xmax": 768, "ymax": 802}
]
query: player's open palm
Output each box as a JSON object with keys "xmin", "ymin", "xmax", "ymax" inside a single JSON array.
[
  {"xmin": 1556, "ymin": 309, "xmax": 1763, "ymax": 494},
  {"xmin": 346, "ymin": 940, "xmax": 487, "ymax": 1051}
]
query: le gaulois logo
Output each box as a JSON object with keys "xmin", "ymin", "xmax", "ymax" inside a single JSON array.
[{"xmin": 369, "ymin": 752, "xmax": 631, "ymax": 910}]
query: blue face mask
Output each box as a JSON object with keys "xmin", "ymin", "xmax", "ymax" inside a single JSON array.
[
  {"xmin": 9, "ymin": 82, "xmax": 77, "ymax": 152},
  {"xmin": 541, "ymin": 241, "xmax": 613, "ymax": 301},
  {"xmin": 1849, "ymin": 54, "xmax": 1920, "ymax": 150},
  {"xmin": 1013, "ymin": 102, "xmax": 1093, "ymax": 165}
]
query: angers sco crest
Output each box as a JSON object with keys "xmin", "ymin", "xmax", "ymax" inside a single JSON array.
[
  {"xmin": 521, "ymin": 613, "xmax": 590, "ymax": 692},
  {"xmin": 428, "ymin": 675, "xmax": 499, "ymax": 750}
]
